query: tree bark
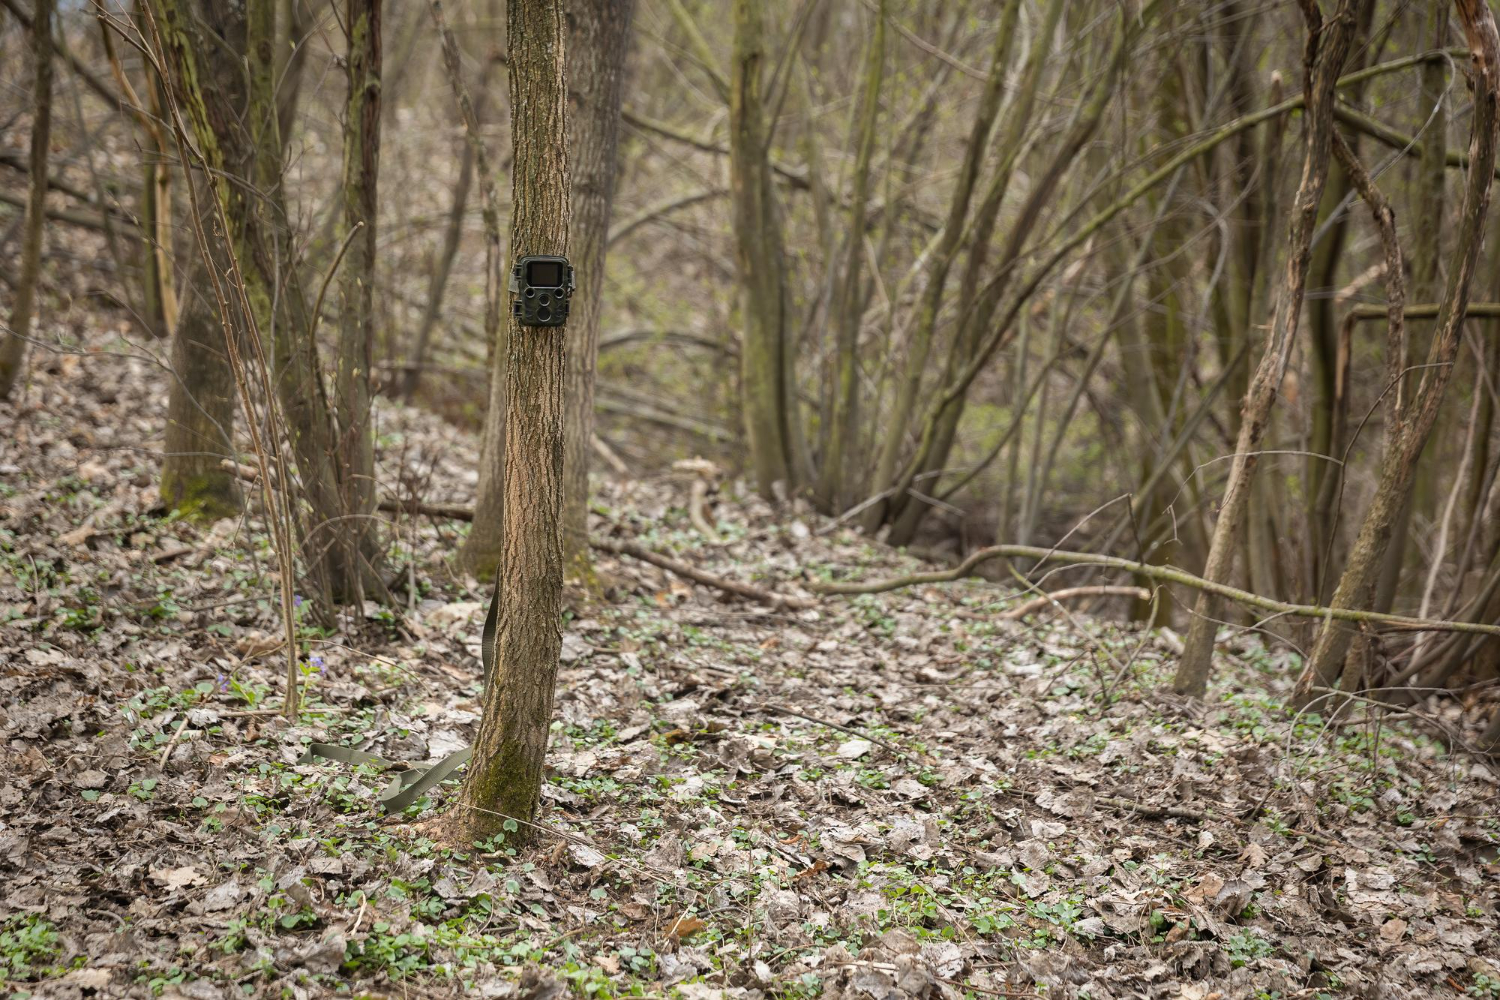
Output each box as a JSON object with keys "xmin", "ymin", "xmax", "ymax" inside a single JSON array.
[
  {"xmin": 334, "ymin": 0, "xmax": 384, "ymax": 607},
  {"xmin": 1171, "ymin": 0, "xmax": 1367, "ymax": 698},
  {"xmin": 561, "ymin": 0, "xmax": 635, "ymax": 583},
  {"xmin": 161, "ymin": 269, "xmax": 241, "ymax": 519},
  {"xmin": 730, "ymin": 0, "xmax": 806, "ymax": 500},
  {"xmin": 151, "ymin": 0, "xmax": 380, "ymax": 606},
  {"xmin": 1296, "ymin": 0, "xmax": 1500, "ymax": 704},
  {"xmin": 437, "ymin": 0, "xmax": 511, "ymax": 581},
  {"xmin": 456, "ymin": 0, "xmax": 570, "ymax": 846},
  {"xmin": 813, "ymin": 0, "xmax": 885, "ymax": 515},
  {"xmin": 0, "ymin": 0, "xmax": 53, "ymax": 400}
]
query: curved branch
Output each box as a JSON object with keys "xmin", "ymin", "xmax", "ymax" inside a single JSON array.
[{"xmin": 810, "ymin": 545, "xmax": 1500, "ymax": 640}]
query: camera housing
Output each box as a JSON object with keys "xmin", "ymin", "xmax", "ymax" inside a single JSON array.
[{"xmin": 510, "ymin": 255, "xmax": 574, "ymax": 327}]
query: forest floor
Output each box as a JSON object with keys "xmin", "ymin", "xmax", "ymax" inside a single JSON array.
[{"xmin": 1, "ymin": 335, "xmax": 1498, "ymax": 1000}]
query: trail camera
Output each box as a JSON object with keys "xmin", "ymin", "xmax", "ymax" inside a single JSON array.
[{"xmin": 510, "ymin": 255, "xmax": 574, "ymax": 327}]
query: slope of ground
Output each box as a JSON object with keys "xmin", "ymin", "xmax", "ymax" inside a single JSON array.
[{"xmin": 1, "ymin": 335, "xmax": 1498, "ymax": 1000}]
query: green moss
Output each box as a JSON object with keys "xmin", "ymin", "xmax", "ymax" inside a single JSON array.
[
  {"xmin": 564, "ymin": 547, "xmax": 602, "ymax": 599},
  {"xmin": 160, "ymin": 470, "xmax": 241, "ymax": 521}
]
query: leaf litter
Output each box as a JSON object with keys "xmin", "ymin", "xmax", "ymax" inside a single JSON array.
[{"xmin": 0, "ymin": 340, "xmax": 1496, "ymax": 999}]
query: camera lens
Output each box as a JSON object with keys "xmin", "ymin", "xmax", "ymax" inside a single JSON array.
[
  {"xmin": 539, "ymin": 294, "xmax": 551, "ymax": 306},
  {"xmin": 537, "ymin": 307, "xmax": 552, "ymax": 323},
  {"xmin": 525, "ymin": 287, "xmax": 536, "ymax": 298}
]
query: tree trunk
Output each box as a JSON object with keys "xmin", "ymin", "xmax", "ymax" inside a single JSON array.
[
  {"xmin": 859, "ymin": 2, "xmax": 1020, "ymax": 530},
  {"xmin": 1297, "ymin": 0, "xmax": 1500, "ymax": 704},
  {"xmin": 161, "ymin": 271, "xmax": 241, "ymax": 519},
  {"xmin": 334, "ymin": 0, "xmax": 384, "ymax": 608},
  {"xmin": 440, "ymin": 0, "xmax": 510, "ymax": 581},
  {"xmin": 0, "ymin": 0, "xmax": 53, "ymax": 400},
  {"xmin": 562, "ymin": 0, "xmax": 635, "ymax": 582},
  {"xmin": 1171, "ymin": 0, "xmax": 1366, "ymax": 698},
  {"xmin": 813, "ymin": 0, "xmax": 884, "ymax": 515},
  {"xmin": 456, "ymin": 0, "xmax": 570, "ymax": 847},
  {"xmin": 403, "ymin": 2, "xmax": 502, "ymax": 402},
  {"xmin": 730, "ymin": 0, "xmax": 806, "ymax": 500},
  {"xmin": 152, "ymin": 0, "xmax": 380, "ymax": 606},
  {"xmin": 1372, "ymin": 5, "xmax": 1449, "ymax": 619}
]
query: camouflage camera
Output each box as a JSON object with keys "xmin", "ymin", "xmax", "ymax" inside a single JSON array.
[{"xmin": 509, "ymin": 255, "xmax": 574, "ymax": 327}]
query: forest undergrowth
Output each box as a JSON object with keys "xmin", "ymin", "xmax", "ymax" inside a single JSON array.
[{"xmin": 2, "ymin": 336, "xmax": 1497, "ymax": 1000}]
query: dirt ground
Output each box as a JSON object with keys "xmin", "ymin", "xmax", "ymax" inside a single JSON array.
[{"xmin": 2, "ymin": 335, "xmax": 1498, "ymax": 999}]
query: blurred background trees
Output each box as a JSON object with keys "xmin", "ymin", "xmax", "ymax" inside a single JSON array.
[{"xmin": 5, "ymin": 0, "xmax": 1500, "ymax": 736}]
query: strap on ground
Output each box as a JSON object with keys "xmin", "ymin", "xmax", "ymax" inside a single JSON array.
[{"xmin": 297, "ymin": 568, "xmax": 499, "ymax": 814}]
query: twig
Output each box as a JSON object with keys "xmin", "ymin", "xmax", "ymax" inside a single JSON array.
[
  {"xmin": 159, "ymin": 716, "xmax": 191, "ymax": 767},
  {"xmin": 759, "ymin": 703, "xmax": 909, "ymax": 757},
  {"xmin": 999, "ymin": 585, "xmax": 1150, "ymax": 620}
]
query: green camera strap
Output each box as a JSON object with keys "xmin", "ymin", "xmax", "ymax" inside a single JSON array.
[{"xmin": 297, "ymin": 571, "xmax": 499, "ymax": 814}]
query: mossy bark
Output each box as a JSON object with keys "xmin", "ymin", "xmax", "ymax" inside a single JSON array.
[
  {"xmin": 456, "ymin": 0, "xmax": 570, "ymax": 847},
  {"xmin": 161, "ymin": 266, "xmax": 240, "ymax": 520},
  {"xmin": 813, "ymin": 0, "xmax": 884, "ymax": 515},
  {"xmin": 151, "ymin": 0, "xmax": 381, "ymax": 604}
]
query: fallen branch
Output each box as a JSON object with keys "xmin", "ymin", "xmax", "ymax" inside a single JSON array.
[
  {"xmin": 999, "ymin": 585, "xmax": 1150, "ymax": 620},
  {"xmin": 812, "ymin": 544, "xmax": 1500, "ymax": 640},
  {"xmin": 591, "ymin": 537, "xmax": 816, "ymax": 610}
]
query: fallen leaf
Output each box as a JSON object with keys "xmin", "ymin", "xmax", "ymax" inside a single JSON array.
[
  {"xmin": 666, "ymin": 914, "xmax": 705, "ymax": 941},
  {"xmin": 837, "ymin": 738, "xmax": 873, "ymax": 759}
]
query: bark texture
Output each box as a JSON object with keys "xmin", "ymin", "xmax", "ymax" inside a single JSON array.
[
  {"xmin": 813, "ymin": 0, "xmax": 884, "ymax": 515},
  {"xmin": 562, "ymin": 0, "xmax": 635, "ymax": 579},
  {"xmin": 457, "ymin": 0, "xmax": 570, "ymax": 846},
  {"xmin": 0, "ymin": 0, "xmax": 54, "ymax": 400},
  {"xmin": 161, "ymin": 270, "xmax": 241, "ymax": 519}
]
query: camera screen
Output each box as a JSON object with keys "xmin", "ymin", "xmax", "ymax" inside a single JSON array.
[{"xmin": 528, "ymin": 260, "xmax": 564, "ymax": 287}]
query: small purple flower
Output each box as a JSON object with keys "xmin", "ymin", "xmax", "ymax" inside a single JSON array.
[
  {"xmin": 310, "ymin": 655, "xmax": 325, "ymax": 676},
  {"xmin": 293, "ymin": 595, "xmax": 303, "ymax": 609},
  {"xmin": 217, "ymin": 672, "xmax": 229, "ymax": 693}
]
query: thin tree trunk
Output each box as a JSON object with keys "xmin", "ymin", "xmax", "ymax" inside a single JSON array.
[
  {"xmin": 730, "ymin": 0, "xmax": 805, "ymax": 499},
  {"xmin": 884, "ymin": 8, "xmax": 1134, "ymax": 545},
  {"xmin": 456, "ymin": 0, "xmax": 570, "ymax": 846},
  {"xmin": 859, "ymin": 1, "xmax": 1020, "ymax": 530},
  {"xmin": 161, "ymin": 266, "xmax": 241, "ymax": 518},
  {"xmin": 562, "ymin": 0, "xmax": 635, "ymax": 582},
  {"xmin": 334, "ymin": 0, "xmax": 384, "ymax": 608},
  {"xmin": 402, "ymin": 2, "xmax": 501, "ymax": 402},
  {"xmin": 1171, "ymin": 0, "xmax": 1366, "ymax": 698},
  {"xmin": 0, "ymin": 0, "xmax": 53, "ymax": 400},
  {"xmin": 1297, "ymin": 0, "xmax": 1500, "ymax": 703},
  {"xmin": 153, "ymin": 0, "xmax": 377, "ymax": 606},
  {"xmin": 1372, "ymin": 6, "xmax": 1450, "ymax": 618},
  {"xmin": 435, "ymin": 0, "xmax": 509, "ymax": 579},
  {"xmin": 814, "ymin": 0, "xmax": 885, "ymax": 515}
]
